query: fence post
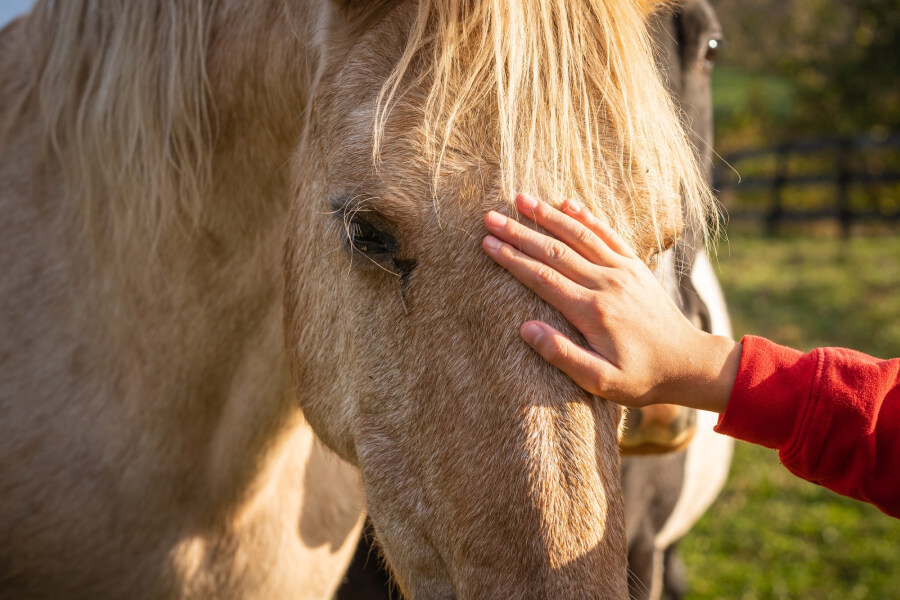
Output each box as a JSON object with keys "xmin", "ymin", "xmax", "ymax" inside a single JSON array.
[
  {"xmin": 765, "ymin": 144, "xmax": 788, "ymax": 235},
  {"xmin": 836, "ymin": 138, "xmax": 852, "ymax": 238}
]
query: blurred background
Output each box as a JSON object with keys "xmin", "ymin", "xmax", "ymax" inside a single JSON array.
[
  {"xmin": 682, "ymin": 1, "xmax": 900, "ymax": 599},
  {"xmin": 712, "ymin": 0, "xmax": 899, "ymax": 235},
  {"xmin": 2, "ymin": 1, "xmax": 897, "ymax": 598}
]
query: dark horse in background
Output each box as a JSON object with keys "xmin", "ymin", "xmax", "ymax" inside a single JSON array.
[{"xmin": 336, "ymin": 1, "xmax": 732, "ymax": 599}]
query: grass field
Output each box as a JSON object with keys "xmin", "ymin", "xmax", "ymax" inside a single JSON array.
[{"xmin": 679, "ymin": 233, "xmax": 900, "ymax": 600}]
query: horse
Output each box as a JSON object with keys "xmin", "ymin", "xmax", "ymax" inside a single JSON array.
[
  {"xmin": 0, "ymin": 1, "xmax": 716, "ymax": 598},
  {"xmin": 620, "ymin": 3, "xmax": 734, "ymax": 599},
  {"xmin": 334, "ymin": 2, "xmax": 734, "ymax": 598}
]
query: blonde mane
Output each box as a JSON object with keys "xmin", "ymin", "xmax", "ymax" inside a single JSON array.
[
  {"xmin": 14, "ymin": 0, "xmax": 715, "ymax": 251},
  {"xmin": 375, "ymin": 0, "xmax": 717, "ymax": 250},
  {"xmin": 16, "ymin": 0, "xmax": 212, "ymax": 242}
]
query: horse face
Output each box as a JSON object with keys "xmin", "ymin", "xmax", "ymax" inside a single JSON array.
[
  {"xmin": 285, "ymin": 1, "xmax": 696, "ymax": 597},
  {"xmin": 287, "ymin": 129, "xmax": 629, "ymax": 598}
]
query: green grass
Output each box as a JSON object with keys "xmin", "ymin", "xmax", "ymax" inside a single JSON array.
[
  {"xmin": 680, "ymin": 232, "xmax": 900, "ymax": 600},
  {"xmin": 714, "ymin": 233, "xmax": 900, "ymax": 359}
]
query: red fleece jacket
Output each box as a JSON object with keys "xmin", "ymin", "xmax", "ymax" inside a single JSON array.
[{"xmin": 715, "ymin": 335, "xmax": 900, "ymax": 519}]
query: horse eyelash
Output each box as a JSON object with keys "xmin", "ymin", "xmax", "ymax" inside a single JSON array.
[
  {"xmin": 341, "ymin": 216, "xmax": 403, "ymax": 279},
  {"xmin": 330, "ymin": 195, "xmax": 415, "ymax": 285}
]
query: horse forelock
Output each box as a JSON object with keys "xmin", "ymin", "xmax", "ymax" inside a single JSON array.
[
  {"xmin": 373, "ymin": 0, "xmax": 718, "ymax": 253},
  {"xmin": 14, "ymin": 0, "xmax": 714, "ymax": 257}
]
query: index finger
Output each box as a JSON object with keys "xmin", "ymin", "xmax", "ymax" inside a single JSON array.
[
  {"xmin": 482, "ymin": 235, "xmax": 592, "ymax": 322},
  {"xmin": 515, "ymin": 194, "xmax": 630, "ymax": 266},
  {"xmin": 560, "ymin": 198, "xmax": 638, "ymax": 260}
]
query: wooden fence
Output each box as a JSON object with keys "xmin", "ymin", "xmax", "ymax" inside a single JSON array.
[{"xmin": 713, "ymin": 133, "xmax": 900, "ymax": 235}]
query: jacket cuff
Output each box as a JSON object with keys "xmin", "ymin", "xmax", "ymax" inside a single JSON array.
[{"xmin": 715, "ymin": 335, "xmax": 821, "ymax": 450}]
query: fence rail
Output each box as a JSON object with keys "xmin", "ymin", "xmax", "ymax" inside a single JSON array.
[{"xmin": 713, "ymin": 133, "xmax": 900, "ymax": 235}]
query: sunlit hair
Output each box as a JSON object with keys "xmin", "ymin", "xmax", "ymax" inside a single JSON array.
[
  {"xmin": 15, "ymin": 0, "xmax": 212, "ymax": 242},
  {"xmin": 375, "ymin": 0, "xmax": 718, "ymax": 251},
  {"xmin": 13, "ymin": 0, "xmax": 715, "ymax": 252}
]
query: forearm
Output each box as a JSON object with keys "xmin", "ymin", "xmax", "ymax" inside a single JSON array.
[{"xmin": 716, "ymin": 336, "xmax": 900, "ymax": 517}]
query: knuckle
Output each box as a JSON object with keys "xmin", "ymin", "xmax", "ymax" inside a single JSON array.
[
  {"xmin": 533, "ymin": 265, "xmax": 557, "ymax": 286},
  {"xmin": 593, "ymin": 372, "xmax": 609, "ymax": 396},
  {"xmin": 605, "ymin": 273, "xmax": 625, "ymax": 290},
  {"xmin": 545, "ymin": 240, "xmax": 567, "ymax": 262},
  {"xmin": 494, "ymin": 242, "xmax": 513, "ymax": 260},
  {"xmin": 542, "ymin": 337, "xmax": 565, "ymax": 362},
  {"xmin": 573, "ymin": 225, "xmax": 594, "ymax": 246},
  {"xmin": 587, "ymin": 296, "xmax": 607, "ymax": 316}
]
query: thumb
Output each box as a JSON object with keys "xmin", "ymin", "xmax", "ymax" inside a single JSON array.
[{"xmin": 520, "ymin": 321, "xmax": 617, "ymax": 398}]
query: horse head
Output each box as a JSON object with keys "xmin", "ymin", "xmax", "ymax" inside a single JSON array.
[{"xmin": 284, "ymin": 1, "xmax": 715, "ymax": 597}]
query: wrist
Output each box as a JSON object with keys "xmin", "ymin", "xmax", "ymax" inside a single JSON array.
[
  {"xmin": 645, "ymin": 331, "xmax": 739, "ymax": 412},
  {"xmin": 692, "ymin": 333, "xmax": 741, "ymax": 413}
]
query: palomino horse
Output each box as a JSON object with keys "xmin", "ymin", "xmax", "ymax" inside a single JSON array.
[
  {"xmin": 0, "ymin": 1, "xmax": 716, "ymax": 598},
  {"xmin": 335, "ymin": 2, "xmax": 733, "ymax": 598}
]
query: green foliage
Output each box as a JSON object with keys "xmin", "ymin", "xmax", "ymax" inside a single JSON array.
[
  {"xmin": 712, "ymin": 0, "xmax": 900, "ymax": 150},
  {"xmin": 780, "ymin": 0, "xmax": 900, "ymax": 138},
  {"xmin": 712, "ymin": 67, "xmax": 795, "ymax": 150},
  {"xmin": 680, "ymin": 233, "xmax": 900, "ymax": 599}
]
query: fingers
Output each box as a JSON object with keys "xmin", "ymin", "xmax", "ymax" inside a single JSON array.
[
  {"xmin": 558, "ymin": 197, "xmax": 638, "ymax": 259},
  {"xmin": 515, "ymin": 193, "xmax": 638, "ymax": 261},
  {"xmin": 519, "ymin": 321, "xmax": 617, "ymax": 397},
  {"xmin": 511, "ymin": 193, "xmax": 626, "ymax": 266},
  {"xmin": 482, "ymin": 235, "xmax": 590, "ymax": 318},
  {"xmin": 483, "ymin": 210, "xmax": 600, "ymax": 288}
]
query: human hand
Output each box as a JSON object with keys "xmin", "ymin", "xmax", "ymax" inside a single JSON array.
[{"xmin": 482, "ymin": 193, "xmax": 740, "ymax": 412}]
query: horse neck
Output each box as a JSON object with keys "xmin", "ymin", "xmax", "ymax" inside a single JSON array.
[
  {"xmin": 0, "ymin": 5, "xmax": 368, "ymax": 595},
  {"xmin": 115, "ymin": 3, "xmax": 333, "ymax": 503},
  {"xmin": 23, "ymin": 1, "xmax": 328, "ymax": 511}
]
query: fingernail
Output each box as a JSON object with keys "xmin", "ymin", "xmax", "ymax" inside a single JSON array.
[
  {"xmin": 483, "ymin": 235, "xmax": 501, "ymax": 251},
  {"xmin": 564, "ymin": 199, "xmax": 582, "ymax": 213},
  {"xmin": 517, "ymin": 193, "xmax": 538, "ymax": 210},
  {"xmin": 486, "ymin": 211, "xmax": 507, "ymax": 227},
  {"xmin": 521, "ymin": 322, "xmax": 543, "ymax": 345}
]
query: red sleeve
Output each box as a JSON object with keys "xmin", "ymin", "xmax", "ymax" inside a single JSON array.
[{"xmin": 715, "ymin": 335, "xmax": 900, "ymax": 518}]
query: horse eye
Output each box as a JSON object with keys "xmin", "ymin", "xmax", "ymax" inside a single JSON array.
[
  {"xmin": 704, "ymin": 38, "xmax": 722, "ymax": 65},
  {"xmin": 347, "ymin": 218, "xmax": 396, "ymax": 256}
]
